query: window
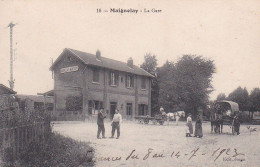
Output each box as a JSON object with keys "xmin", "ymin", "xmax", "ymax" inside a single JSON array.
[
  {"xmin": 141, "ymin": 77, "xmax": 146, "ymax": 89},
  {"xmin": 138, "ymin": 104, "xmax": 148, "ymax": 116},
  {"xmin": 92, "ymin": 68, "xmax": 99, "ymax": 83},
  {"xmin": 67, "ymin": 56, "xmax": 72, "ymax": 61},
  {"xmin": 126, "ymin": 103, "xmax": 132, "ymax": 116},
  {"xmin": 88, "ymin": 100, "xmax": 103, "ymax": 115},
  {"xmin": 110, "ymin": 71, "xmax": 119, "ymax": 86},
  {"xmin": 126, "ymin": 74, "xmax": 134, "ymax": 88}
]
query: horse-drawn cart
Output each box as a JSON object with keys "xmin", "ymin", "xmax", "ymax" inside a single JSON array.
[
  {"xmin": 211, "ymin": 100, "xmax": 239, "ymax": 134},
  {"xmin": 134, "ymin": 114, "xmax": 167, "ymax": 125}
]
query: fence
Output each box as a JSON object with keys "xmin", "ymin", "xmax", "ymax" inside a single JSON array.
[{"xmin": 0, "ymin": 94, "xmax": 51, "ymax": 163}]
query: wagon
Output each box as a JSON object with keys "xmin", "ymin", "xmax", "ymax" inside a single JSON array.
[
  {"xmin": 211, "ymin": 100, "xmax": 239, "ymax": 134},
  {"xmin": 134, "ymin": 114, "xmax": 167, "ymax": 125}
]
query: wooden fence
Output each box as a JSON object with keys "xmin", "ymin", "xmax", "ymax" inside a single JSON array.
[{"xmin": 0, "ymin": 94, "xmax": 51, "ymax": 163}]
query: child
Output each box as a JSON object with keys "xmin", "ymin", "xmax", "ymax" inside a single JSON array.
[{"xmin": 186, "ymin": 114, "xmax": 193, "ymax": 137}]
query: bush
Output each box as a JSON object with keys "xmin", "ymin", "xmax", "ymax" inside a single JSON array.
[
  {"xmin": 65, "ymin": 95, "xmax": 83, "ymax": 111},
  {"xmin": 18, "ymin": 133, "xmax": 94, "ymax": 167}
]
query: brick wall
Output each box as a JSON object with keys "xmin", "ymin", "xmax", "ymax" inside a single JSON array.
[{"xmin": 52, "ymin": 51, "xmax": 151, "ymax": 120}]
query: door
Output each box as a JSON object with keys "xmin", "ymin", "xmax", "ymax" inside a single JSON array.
[{"xmin": 110, "ymin": 102, "xmax": 117, "ymax": 120}]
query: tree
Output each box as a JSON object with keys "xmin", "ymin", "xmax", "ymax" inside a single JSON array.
[
  {"xmin": 228, "ymin": 87, "xmax": 250, "ymax": 111},
  {"xmin": 216, "ymin": 93, "xmax": 226, "ymax": 101},
  {"xmin": 248, "ymin": 88, "xmax": 260, "ymax": 120},
  {"xmin": 174, "ymin": 55, "xmax": 215, "ymax": 115},
  {"xmin": 157, "ymin": 61, "xmax": 178, "ymax": 112},
  {"xmin": 140, "ymin": 53, "xmax": 159, "ymax": 116},
  {"xmin": 249, "ymin": 88, "xmax": 260, "ymax": 111},
  {"xmin": 156, "ymin": 55, "xmax": 215, "ymax": 116}
]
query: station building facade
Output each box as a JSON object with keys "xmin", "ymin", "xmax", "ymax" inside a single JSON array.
[{"xmin": 50, "ymin": 48, "xmax": 153, "ymax": 120}]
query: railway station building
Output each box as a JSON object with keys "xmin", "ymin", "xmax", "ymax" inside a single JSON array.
[{"xmin": 50, "ymin": 48, "xmax": 153, "ymax": 120}]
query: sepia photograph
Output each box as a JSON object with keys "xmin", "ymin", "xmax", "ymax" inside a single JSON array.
[{"xmin": 0, "ymin": 0, "xmax": 260, "ymax": 166}]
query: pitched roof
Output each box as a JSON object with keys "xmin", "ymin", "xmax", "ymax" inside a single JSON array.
[
  {"xmin": 38, "ymin": 90, "xmax": 54, "ymax": 96},
  {"xmin": 50, "ymin": 48, "xmax": 154, "ymax": 77},
  {"xmin": 0, "ymin": 84, "xmax": 16, "ymax": 95}
]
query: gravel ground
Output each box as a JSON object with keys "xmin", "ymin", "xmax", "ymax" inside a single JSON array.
[{"xmin": 53, "ymin": 121, "xmax": 260, "ymax": 167}]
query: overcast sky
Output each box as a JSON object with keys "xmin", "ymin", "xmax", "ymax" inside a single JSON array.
[{"xmin": 0, "ymin": 0, "xmax": 260, "ymax": 100}]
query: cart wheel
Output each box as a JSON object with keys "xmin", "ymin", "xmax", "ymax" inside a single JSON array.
[
  {"xmin": 144, "ymin": 119, "xmax": 149, "ymax": 124},
  {"xmin": 139, "ymin": 120, "xmax": 143, "ymax": 124},
  {"xmin": 159, "ymin": 121, "xmax": 164, "ymax": 125}
]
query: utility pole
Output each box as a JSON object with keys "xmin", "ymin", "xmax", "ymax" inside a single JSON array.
[{"xmin": 8, "ymin": 22, "xmax": 16, "ymax": 90}]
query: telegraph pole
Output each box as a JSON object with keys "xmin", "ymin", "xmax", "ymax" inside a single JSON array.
[{"xmin": 8, "ymin": 22, "xmax": 16, "ymax": 90}]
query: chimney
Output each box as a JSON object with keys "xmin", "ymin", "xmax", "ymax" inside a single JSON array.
[
  {"xmin": 127, "ymin": 57, "xmax": 133, "ymax": 68},
  {"xmin": 96, "ymin": 50, "xmax": 101, "ymax": 60}
]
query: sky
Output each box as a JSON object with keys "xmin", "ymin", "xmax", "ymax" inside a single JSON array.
[{"xmin": 0, "ymin": 0, "xmax": 260, "ymax": 100}]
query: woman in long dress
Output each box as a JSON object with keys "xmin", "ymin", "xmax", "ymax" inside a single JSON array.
[
  {"xmin": 186, "ymin": 114, "xmax": 193, "ymax": 137},
  {"xmin": 194, "ymin": 114, "xmax": 203, "ymax": 138}
]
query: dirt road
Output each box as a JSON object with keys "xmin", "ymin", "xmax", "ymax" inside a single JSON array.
[{"xmin": 53, "ymin": 121, "xmax": 260, "ymax": 167}]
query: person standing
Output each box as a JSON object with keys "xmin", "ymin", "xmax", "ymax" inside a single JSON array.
[
  {"xmin": 186, "ymin": 114, "xmax": 193, "ymax": 137},
  {"xmin": 194, "ymin": 114, "xmax": 203, "ymax": 138},
  {"xmin": 110, "ymin": 109, "xmax": 122, "ymax": 139},
  {"xmin": 97, "ymin": 108, "xmax": 106, "ymax": 139},
  {"xmin": 233, "ymin": 112, "xmax": 240, "ymax": 135}
]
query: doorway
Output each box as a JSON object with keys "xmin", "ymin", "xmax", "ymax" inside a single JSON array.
[{"xmin": 110, "ymin": 102, "xmax": 117, "ymax": 120}]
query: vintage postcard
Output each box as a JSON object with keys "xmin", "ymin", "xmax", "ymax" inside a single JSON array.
[{"xmin": 0, "ymin": 0, "xmax": 260, "ymax": 167}]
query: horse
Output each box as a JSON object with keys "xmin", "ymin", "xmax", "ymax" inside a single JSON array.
[
  {"xmin": 166, "ymin": 111, "xmax": 185, "ymax": 125},
  {"xmin": 210, "ymin": 112, "xmax": 223, "ymax": 134}
]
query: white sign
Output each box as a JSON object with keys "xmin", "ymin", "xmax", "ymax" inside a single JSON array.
[{"xmin": 60, "ymin": 66, "xmax": 79, "ymax": 73}]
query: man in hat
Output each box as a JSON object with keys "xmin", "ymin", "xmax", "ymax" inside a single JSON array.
[{"xmin": 97, "ymin": 107, "xmax": 106, "ymax": 139}]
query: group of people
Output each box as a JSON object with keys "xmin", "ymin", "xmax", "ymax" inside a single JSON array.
[
  {"xmin": 97, "ymin": 108, "xmax": 122, "ymax": 139},
  {"xmin": 186, "ymin": 113, "xmax": 203, "ymax": 138},
  {"xmin": 97, "ymin": 107, "xmax": 241, "ymax": 140}
]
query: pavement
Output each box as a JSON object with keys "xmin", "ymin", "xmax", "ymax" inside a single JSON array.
[{"xmin": 53, "ymin": 120, "xmax": 260, "ymax": 167}]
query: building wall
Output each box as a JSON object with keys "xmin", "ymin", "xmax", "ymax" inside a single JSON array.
[
  {"xmin": 85, "ymin": 66, "xmax": 150, "ymax": 119},
  {"xmin": 53, "ymin": 52, "xmax": 151, "ymax": 120},
  {"xmin": 53, "ymin": 52, "xmax": 86, "ymax": 117}
]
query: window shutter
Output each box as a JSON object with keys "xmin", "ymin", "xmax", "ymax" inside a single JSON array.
[
  {"xmin": 97, "ymin": 69, "xmax": 99, "ymax": 82},
  {"xmin": 116, "ymin": 73, "xmax": 119, "ymax": 85},
  {"xmin": 131, "ymin": 76, "xmax": 134, "ymax": 88},
  {"xmin": 109, "ymin": 72, "xmax": 111, "ymax": 85},
  {"xmin": 125, "ymin": 74, "xmax": 128, "ymax": 87}
]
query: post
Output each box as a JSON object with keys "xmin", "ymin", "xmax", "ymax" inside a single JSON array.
[{"xmin": 8, "ymin": 22, "xmax": 16, "ymax": 90}]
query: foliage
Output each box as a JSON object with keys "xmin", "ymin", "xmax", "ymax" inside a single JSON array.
[
  {"xmin": 216, "ymin": 93, "xmax": 226, "ymax": 101},
  {"xmin": 249, "ymin": 88, "xmax": 260, "ymax": 111},
  {"xmin": 157, "ymin": 61, "xmax": 178, "ymax": 112},
  {"xmin": 17, "ymin": 132, "xmax": 95, "ymax": 167},
  {"xmin": 140, "ymin": 53, "xmax": 160, "ymax": 115},
  {"xmin": 140, "ymin": 54, "xmax": 216, "ymax": 116},
  {"xmin": 157, "ymin": 55, "xmax": 215, "ymax": 115},
  {"xmin": 140, "ymin": 53, "xmax": 158, "ymax": 73},
  {"xmin": 228, "ymin": 87, "xmax": 250, "ymax": 111},
  {"xmin": 65, "ymin": 95, "xmax": 83, "ymax": 111}
]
